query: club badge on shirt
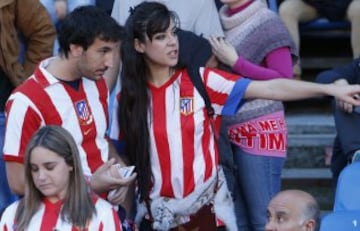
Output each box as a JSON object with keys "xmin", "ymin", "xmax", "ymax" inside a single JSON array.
[
  {"xmin": 75, "ymin": 100, "xmax": 93, "ymax": 125},
  {"xmin": 180, "ymin": 97, "xmax": 194, "ymax": 115}
]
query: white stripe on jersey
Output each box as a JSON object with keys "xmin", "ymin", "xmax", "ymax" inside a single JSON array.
[
  {"xmin": 4, "ymin": 92, "xmax": 44, "ymax": 156},
  {"xmin": 28, "ymin": 204, "xmax": 47, "ymax": 230},
  {"xmin": 165, "ymin": 79, "xmax": 184, "ymax": 199},
  {"xmin": 192, "ymin": 88, "xmax": 208, "ymax": 187},
  {"xmin": 82, "ymin": 77, "xmax": 110, "ymax": 164}
]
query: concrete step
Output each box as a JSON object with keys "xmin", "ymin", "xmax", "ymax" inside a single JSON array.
[
  {"xmin": 283, "ymin": 113, "xmax": 336, "ymax": 210},
  {"xmin": 286, "ymin": 113, "xmax": 335, "ymax": 136},
  {"xmin": 285, "ymin": 113, "xmax": 335, "ymax": 168},
  {"xmin": 281, "ymin": 168, "xmax": 332, "ymax": 189},
  {"xmin": 288, "ymin": 133, "xmax": 335, "ymax": 147},
  {"xmin": 282, "ymin": 168, "xmax": 332, "ymax": 180}
]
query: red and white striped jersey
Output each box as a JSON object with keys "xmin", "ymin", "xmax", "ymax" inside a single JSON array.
[
  {"xmin": 0, "ymin": 197, "xmax": 122, "ymax": 231},
  {"xmin": 109, "ymin": 68, "xmax": 250, "ymax": 199},
  {"xmin": 3, "ymin": 58, "xmax": 109, "ymax": 176}
]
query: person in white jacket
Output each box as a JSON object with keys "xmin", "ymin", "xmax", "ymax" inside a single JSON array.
[{"xmin": 111, "ymin": 0, "xmax": 224, "ymax": 38}]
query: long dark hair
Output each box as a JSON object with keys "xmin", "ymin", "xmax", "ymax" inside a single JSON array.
[
  {"xmin": 119, "ymin": 2, "xmax": 180, "ymax": 201},
  {"xmin": 15, "ymin": 125, "xmax": 95, "ymax": 230}
]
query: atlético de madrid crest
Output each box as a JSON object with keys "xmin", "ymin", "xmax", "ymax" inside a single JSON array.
[
  {"xmin": 75, "ymin": 100, "xmax": 93, "ymax": 125},
  {"xmin": 180, "ymin": 97, "xmax": 194, "ymax": 115}
]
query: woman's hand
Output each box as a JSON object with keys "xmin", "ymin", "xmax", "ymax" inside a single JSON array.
[{"xmin": 209, "ymin": 36, "xmax": 238, "ymax": 67}]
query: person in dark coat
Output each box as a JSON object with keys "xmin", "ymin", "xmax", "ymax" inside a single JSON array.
[{"xmin": 316, "ymin": 57, "xmax": 360, "ymax": 186}]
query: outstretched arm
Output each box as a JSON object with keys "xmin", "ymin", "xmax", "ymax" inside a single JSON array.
[
  {"xmin": 331, "ymin": 79, "xmax": 356, "ymax": 113},
  {"xmin": 315, "ymin": 59, "xmax": 360, "ymax": 113},
  {"xmin": 244, "ymin": 78, "xmax": 360, "ymax": 106}
]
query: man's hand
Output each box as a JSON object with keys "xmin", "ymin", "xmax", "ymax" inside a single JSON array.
[
  {"xmin": 107, "ymin": 181, "xmax": 135, "ymax": 205},
  {"xmin": 334, "ymin": 79, "xmax": 354, "ymax": 113},
  {"xmin": 107, "ymin": 164, "xmax": 137, "ymax": 205},
  {"xmin": 90, "ymin": 158, "xmax": 137, "ymax": 194}
]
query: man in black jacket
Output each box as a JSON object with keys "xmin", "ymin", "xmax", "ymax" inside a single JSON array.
[{"xmin": 316, "ymin": 57, "xmax": 360, "ymax": 187}]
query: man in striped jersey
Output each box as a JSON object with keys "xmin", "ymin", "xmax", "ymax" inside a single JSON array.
[{"xmin": 2, "ymin": 5, "xmax": 136, "ymax": 216}]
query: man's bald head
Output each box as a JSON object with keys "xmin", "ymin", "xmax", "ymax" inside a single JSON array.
[{"xmin": 265, "ymin": 190, "xmax": 320, "ymax": 231}]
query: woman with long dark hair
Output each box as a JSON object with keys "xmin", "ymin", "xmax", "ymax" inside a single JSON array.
[{"xmin": 114, "ymin": 2, "xmax": 360, "ymax": 230}]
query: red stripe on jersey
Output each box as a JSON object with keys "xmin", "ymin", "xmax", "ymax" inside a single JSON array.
[
  {"xmin": 213, "ymin": 118, "xmax": 222, "ymax": 165},
  {"xmin": 19, "ymin": 108, "xmax": 42, "ymax": 157},
  {"xmin": 62, "ymin": 83, "xmax": 102, "ymax": 173},
  {"xmin": 96, "ymin": 78, "xmax": 109, "ymax": 130},
  {"xmin": 2, "ymin": 155, "xmax": 24, "ymax": 163},
  {"xmin": 206, "ymin": 87, "xmax": 229, "ymax": 106},
  {"xmin": 3, "ymin": 224, "xmax": 7, "ymax": 231},
  {"xmin": 151, "ymin": 86, "xmax": 174, "ymax": 197},
  {"xmin": 202, "ymin": 114, "xmax": 214, "ymax": 181},
  {"xmin": 216, "ymin": 218, "xmax": 225, "ymax": 227},
  {"xmin": 180, "ymin": 75, "xmax": 196, "ymax": 196},
  {"xmin": 40, "ymin": 200, "xmax": 62, "ymax": 231},
  {"xmin": 34, "ymin": 67, "xmax": 51, "ymax": 87},
  {"xmin": 112, "ymin": 209, "xmax": 122, "ymax": 231},
  {"xmin": 4, "ymin": 98, "xmax": 13, "ymax": 117},
  {"xmin": 203, "ymin": 69, "xmax": 230, "ymax": 106}
]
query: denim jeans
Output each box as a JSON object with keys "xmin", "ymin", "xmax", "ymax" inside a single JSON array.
[
  {"xmin": 0, "ymin": 113, "xmax": 17, "ymax": 216},
  {"xmin": 232, "ymin": 146, "xmax": 285, "ymax": 231}
]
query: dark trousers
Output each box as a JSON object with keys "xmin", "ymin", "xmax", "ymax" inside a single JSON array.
[
  {"xmin": 331, "ymin": 101, "xmax": 360, "ymax": 186},
  {"xmin": 139, "ymin": 205, "xmax": 226, "ymax": 231}
]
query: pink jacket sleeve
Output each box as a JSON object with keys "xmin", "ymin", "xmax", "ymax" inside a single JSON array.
[{"xmin": 232, "ymin": 47, "xmax": 293, "ymax": 80}]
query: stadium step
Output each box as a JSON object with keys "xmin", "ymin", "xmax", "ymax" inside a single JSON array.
[{"xmin": 284, "ymin": 112, "xmax": 336, "ymax": 210}]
